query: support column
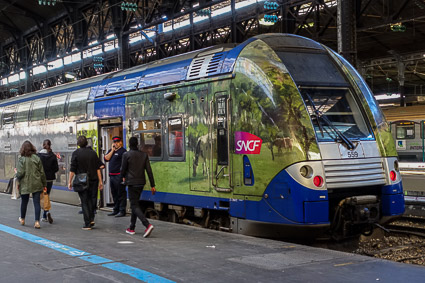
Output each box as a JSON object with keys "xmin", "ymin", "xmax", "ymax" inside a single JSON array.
[
  {"xmin": 398, "ymin": 60, "xmax": 406, "ymax": 106},
  {"xmin": 116, "ymin": 29, "xmax": 130, "ymax": 70},
  {"xmin": 231, "ymin": 0, "xmax": 236, "ymax": 43},
  {"xmin": 337, "ymin": 0, "xmax": 357, "ymax": 66}
]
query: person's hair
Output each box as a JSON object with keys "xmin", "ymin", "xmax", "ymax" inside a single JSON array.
[
  {"xmin": 20, "ymin": 141, "xmax": 36, "ymax": 157},
  {"xmin": 129, "ymin": 137, "xmax": 138, "ymax": 150},
  {"xmin": 43, "ymin": 139, "xmax": 52, "ymax": 151},
  {"xmin": 77, "ymin": 136, "xmax": 88, "ymax": 148}
]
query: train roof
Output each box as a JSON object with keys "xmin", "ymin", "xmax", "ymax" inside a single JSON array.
[
  {"xmin": 383, "ymin": 105, "xmax": 425, "ymax": 122},
  {"xmin": 0, "ymin": 33, "xmax": 326, "ymax": 107}
]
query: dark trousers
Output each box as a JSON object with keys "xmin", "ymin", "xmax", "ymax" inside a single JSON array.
[
  {"xmin": 128, "ymin": 185, "xmax": 149, "ymax": 230},
  {"xmin": 110, "ymin": 174, "xmax": 127, "ymax": 213},
  {"xmin": 43, "ymin": 181, "xmax": 53, "ymax": 218},
  {"xmin": 21, "ymin": 191, "xmax": 41, "ymax": 221},
  {"xmin": 78, "ymin": 180, "xmax": 98, "ymax": 227}
]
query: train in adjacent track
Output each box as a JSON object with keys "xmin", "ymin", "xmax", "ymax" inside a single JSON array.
[{"xmin": 0, "ymin": 34, "xmax": 404, "ymax": 239}]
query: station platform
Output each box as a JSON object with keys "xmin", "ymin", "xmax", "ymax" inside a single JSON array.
[{"xmin": 1, "ymin": 193, "xmax": 425, "ymax": 283}]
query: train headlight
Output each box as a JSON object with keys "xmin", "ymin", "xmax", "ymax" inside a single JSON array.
[
  {"xmin": 390, "ymin": 170, "xmax": 397, "ymax": 181},
  {"xmin": 394, "ymin": 160, "xmax": 399, "ymax": 172},
  {"xmin": 300, "ymin": 165, "xmax": 313, "ymax": 178},
  {"xmin": 313, "ymin": 175, "xmax": 324, "ymax": 187}
]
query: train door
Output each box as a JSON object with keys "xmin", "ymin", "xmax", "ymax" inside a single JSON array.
[
  {"xmin": 212, "ymin": 92, "xmax": 232, "ymax": 191},
  {"xmin": 188, "ymin": 90, "xmax": 211, "ymax": 192},
  {"xmin": 99, "ymin": 118, "xmax": 123, "ymax": 208}
]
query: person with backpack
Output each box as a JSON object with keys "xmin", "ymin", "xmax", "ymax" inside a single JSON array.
[{"xmin": 38, "ymin": 139, "xmax": 59, "ymax": 224}]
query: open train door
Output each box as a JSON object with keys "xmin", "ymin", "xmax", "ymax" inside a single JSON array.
[
  {"xmin": 98, "ymin": 117, "xmax": 123, "ymax": 208},
  {"xmin": 212, "ymin": 92, "xmax": 232, "ymax": 192}
]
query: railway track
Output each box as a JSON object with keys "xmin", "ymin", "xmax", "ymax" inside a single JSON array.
[{"xmin": 383, "ymin": 215, "xmax": 425, "ymax": 237}]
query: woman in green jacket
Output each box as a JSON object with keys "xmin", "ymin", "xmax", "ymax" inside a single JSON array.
[{"xmin": 16, "ymin": 141, "xmax": 47, "ymax": 229}]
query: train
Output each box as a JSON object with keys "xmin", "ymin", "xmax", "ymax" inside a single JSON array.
[
  {"xmin": 0, "ymin": 33, "xmax": 404, "ymax": 239},
  {"xmin": 383, "ymin": 105, "xmax": 425, "ymax": 162}
]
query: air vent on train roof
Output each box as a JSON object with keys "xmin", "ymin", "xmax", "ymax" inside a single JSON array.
[{"xmin": 186, "ymin": 52, "xmax": 225, "ymax": 80}]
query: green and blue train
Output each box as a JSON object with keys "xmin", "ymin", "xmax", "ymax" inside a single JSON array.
[{"xmin": 0, "ymin": 34, "xmax": 404, "ymax": 238}]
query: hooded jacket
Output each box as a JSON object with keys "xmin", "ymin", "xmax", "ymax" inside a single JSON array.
[{"xmin": 38, "ymin": 149, "xmax": 59, "ymax": 181}]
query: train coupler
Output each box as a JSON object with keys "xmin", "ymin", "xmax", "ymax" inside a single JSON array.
[{"xmin": 331, "ymin": 195, "xmax": 380, "ymax": 239}]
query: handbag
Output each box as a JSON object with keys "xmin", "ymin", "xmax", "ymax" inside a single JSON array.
[
  {"xmin": 41, "ymin": 191, "xmax": 51, "ymax": 211},
  {"xmin": 11, "ymin": 177, "xmax": 20, "ymax": 200},
  {"xmin": 73, "ymin": 173, "xmax": 88, "ymax": 192}
]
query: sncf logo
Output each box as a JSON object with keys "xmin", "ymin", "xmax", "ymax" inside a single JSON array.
[{"xmin": 235, "ymin": 131, "xmax": 262, "ymax": 154}]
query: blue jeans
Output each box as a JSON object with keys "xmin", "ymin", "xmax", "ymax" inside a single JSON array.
[{"xmin": 21, "ymin": 191, "xmax": 42, "ymax": 221}]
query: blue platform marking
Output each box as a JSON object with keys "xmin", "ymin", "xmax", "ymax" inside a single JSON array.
[
  {"xmin": 0, "ymin": 224, "xmax": 89, "ymax": 256},
  {"xmin": 79, "ymin": 255, "xmax": 113, "ymax": 264},
  {"xmin": 0, "ymin": 224, "xmax": 175, "ymax": 282},
  {"xmin": 102, "ymin": 262, "xmax": 175, "ymax": 283}
]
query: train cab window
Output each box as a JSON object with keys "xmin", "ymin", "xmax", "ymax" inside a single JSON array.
[
  {"xmin": 67, "ymin": 89, "xmax": 89, "ymax": 121},
  {"xmin": 16, "ymin": 102, "xmax": 32, "ymax": 123},
  {"xmin": 168, "ymin": 118, "xmax": 183, "ymax": 158},
  {"xmin": 301, "ymin": 88, "xmax": 373, "ymax": 141},
  {"xmin": 31, "ymin": 99, "xmax": 47, "ymax": 121},
  {"xmin": 48, "ymin": 94, "xmax": 67, "ymax": 120},
  {"xmin": 396, "ymin": 122, "xmax": 415, "ymax": 139},
  {"xmin": 135, "ymin": 119, "xmax": 162, "ymax": 158},
  {"xmin": 2, "ymin": 106, "xmax": 16, "ymax": 126}
]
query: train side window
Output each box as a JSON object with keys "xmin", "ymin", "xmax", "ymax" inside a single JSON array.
[
  {"xmin": 31, "ymin": 99, "xmax": 47, "ymax": 121},
  {"xmin": 16, "ymin": 101, "xmax": 32, "ymax": 123},
  {"xmin": 48, "ymin": 94, "xmax": 67, "ymax": 120},
  {"xmin": 168, "ymin": 117, "xmax": 183, "ymax": 158},
  {"xmin": 2, "ymin": 106, "xmax": 16, "ymax": 126},
  {"xmin": 396, "ymin": 123, "xmax": 415, "ymax": 139},
  {"xmin": 67, "ymin": 89, "xmax": 89, "ymax": 121},
  {"xmin": 135, "ymin": 119, "xmax": 162, "ymax": 159}
]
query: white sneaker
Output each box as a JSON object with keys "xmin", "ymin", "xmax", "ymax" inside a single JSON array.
[
  {"xmin": 41, "ymin": 218, "xmax": 48, "ymax": 222},
  {"xmin": 143, "ymin": 224, "xmax": 154, "ymax": 238}
]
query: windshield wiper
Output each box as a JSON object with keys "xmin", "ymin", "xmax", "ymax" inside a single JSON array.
[{"xmin": 305, "ymin": 93, "xmax": 355, "ymax": 150}]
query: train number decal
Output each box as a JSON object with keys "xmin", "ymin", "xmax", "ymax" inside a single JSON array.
[{"xmin": 235, "ymin": 131, "xmax": 262, "ymax": 154}]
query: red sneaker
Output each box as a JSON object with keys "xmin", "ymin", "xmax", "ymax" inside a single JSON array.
[
  {"xmin": 143, "ymin": 224, "xmax": 154, "ymax": 238},
  {"xmin": 126, "ymin": 228, "xmax": 135, "ymax": 235}
]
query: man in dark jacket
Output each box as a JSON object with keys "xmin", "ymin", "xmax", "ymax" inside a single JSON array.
[
  {"xmin": 68, "ymin": 136, "xmax": 103, "ymax": 230},
  {"xmin": 104, "ymin": 136, "xmax": 127, "ymax": 217},
  {"xmin": 38, "ymin": 139, "xmax": 59, "ymax": 224},
  {"xmin": 121, "ymin": 137, "xmax": 156, "ymax": 237}
]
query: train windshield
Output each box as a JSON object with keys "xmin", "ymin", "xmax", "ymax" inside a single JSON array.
[{"xmin": 301, "ymin": 88, "xmax": 374, "ymax": 142}]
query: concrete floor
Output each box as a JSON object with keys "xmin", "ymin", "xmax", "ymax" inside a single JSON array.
[{"xmin": 1, "ymin": 193, "xmax": 425, "ymax": 283}]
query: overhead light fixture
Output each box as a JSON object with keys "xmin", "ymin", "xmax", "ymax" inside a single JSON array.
[{"xmin": 259, "ymin": 18, "xmax": 275, "ymax": 26}]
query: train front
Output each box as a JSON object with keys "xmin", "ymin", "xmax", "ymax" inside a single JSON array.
[{"xmin": 231, "ymin": 34, "xmax": 404, "ymax": 239}]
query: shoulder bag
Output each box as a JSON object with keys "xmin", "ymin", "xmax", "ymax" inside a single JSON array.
[{"xmin": 73, "ymin": 173, "xmax": 88, "ymax": 192}]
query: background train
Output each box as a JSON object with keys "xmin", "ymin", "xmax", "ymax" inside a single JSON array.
[
  {"xmin": 0, "ymin": 34, "xmax": 404, "ymax": 239},
  {"xmin": 383, "ymin": 105, "xmax": 425, "ymax": 162}
]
